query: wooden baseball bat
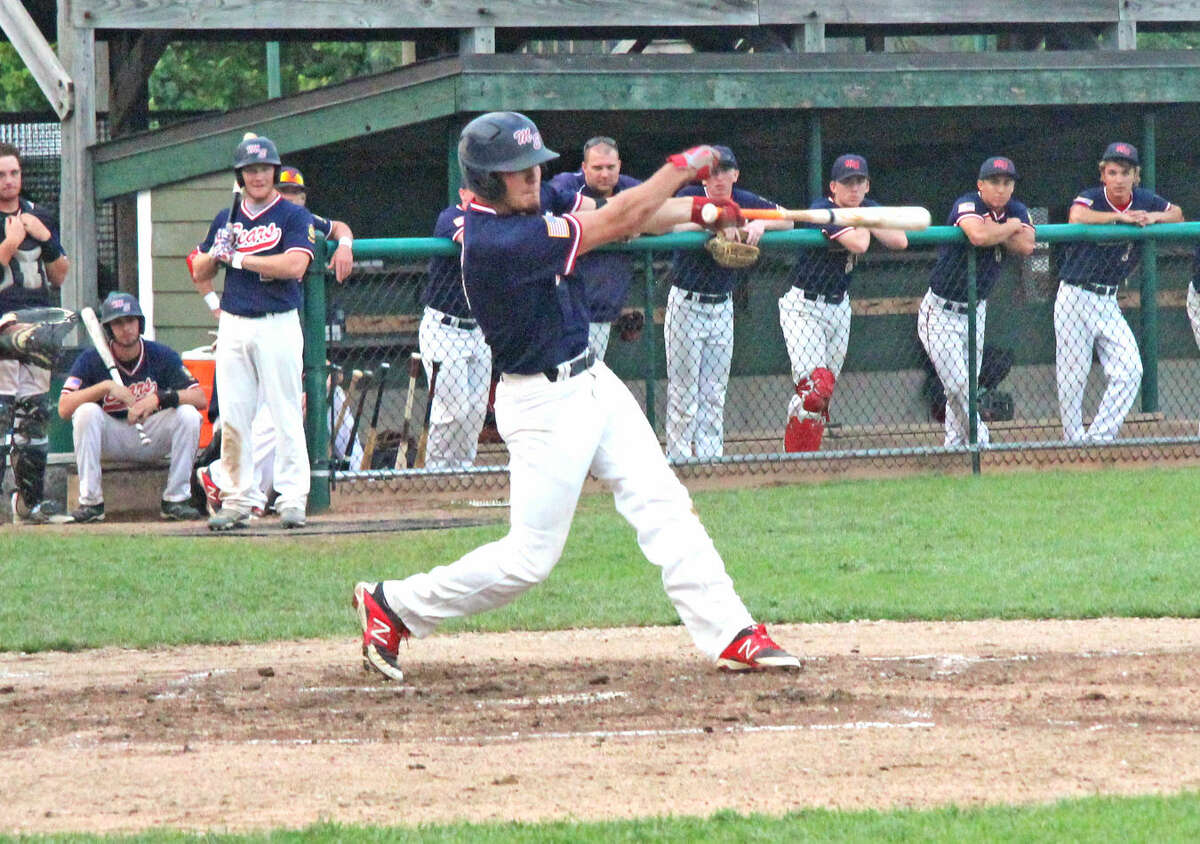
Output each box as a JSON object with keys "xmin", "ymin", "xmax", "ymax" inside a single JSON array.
[
  {"xmin": 326, "ymin": 362, "xmax": 341, "ymax": 458},
  {"xmin": 79, "ymin": 307, "xmax": 152, "ymax": 446},
  {"xmin": 415, "ymin": 360, "xmax": 440, "ymax": 469},
  {"xmin": 738, "ymin": 205, "xmax": 931, "ymax": 230},
  {"xmin": 395, "ymin": 352, "xmax": 421, "ymax": 470},
  {"xmin": 358, "ymin": 361, "xmax": 390, "ymax": 470},
  {"xmin": 331, "ymin": 368, "xmax": 362, "ymax": 456},
  {"xmin": 344, "ymin": 368, "xmax": 373, "ymax": 466}
]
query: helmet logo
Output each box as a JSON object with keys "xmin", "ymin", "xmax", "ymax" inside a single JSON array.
[
  {"xmin": 512, "ymin": 128, "xmax": 542, "ymax": 150},
  {"xmin": 246, "ymin": 143, "xmax": 268, "ymax": 159}
]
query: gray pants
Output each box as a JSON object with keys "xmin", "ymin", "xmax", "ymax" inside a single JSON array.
[{"xmin": 72, "ymin": 403, "xmax": 201, "ymax": 506}]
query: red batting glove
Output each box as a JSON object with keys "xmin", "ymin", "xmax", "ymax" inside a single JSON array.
[
  {"xmin": 689, "ymin": 196, "xmax": 744, "ymax": 228},
  {"xmin": 668, "ymin": 145, "xmax": 719, "ymax": 180}
]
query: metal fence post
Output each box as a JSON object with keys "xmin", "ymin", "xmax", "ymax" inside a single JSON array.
[
  {"xmin": 966, "ymin": 246, "xmax": 981, "ymax": 475},
  {"xmin": 642, "ymin": 252, "xmax": 657, "ymax": 430},
  {"xmin": 303, "ymin": 239, "xmax": 331, "ymax": 511},
  {"xmin": 1141, "ymin": 111, "xmax": 1160, "ymax": 412}
]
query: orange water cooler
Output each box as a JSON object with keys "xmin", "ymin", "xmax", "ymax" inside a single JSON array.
[{"xmin": 181, "ymin": 346, "xmax": 216, "ymax": 448}]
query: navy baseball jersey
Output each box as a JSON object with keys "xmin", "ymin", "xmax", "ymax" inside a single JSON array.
[
  {"xmin": 669, "ymin": 186, "xmax": 779, "ymax": 296},
  {"xmin": 1059, "ymin": 187, "xmax": 1172, "ymax": 286},
  {"xmin": 461, "ymin": 196, "xmax": 588, "ymax": 375},
  {"xmin": 199, "ymin": 194, "xmax": 316, "ymax": 317},
  {"xmin": 311, "ymin": 213, "xmax": 335, "ymax": 240},
  {"xmin": 549, "ymin": 172, "xmax": 642, "ymax": 322},
  {"xmin": 788, "ymin": 197, "xmax": 883, "ymax": 299},
  {"xmin": 62, "ymin": 340, "xmax": 199, "ymax": 421},
  {"xmin": 0, "ymin": 199, "xmax": 65, "ymax": 312},
  {"xmin": 422, "ymin": 203, "xmax": 470, "ymax": 318},
  {"xmin": 928, "ymin": 192, "xmax": 1034, "ymax": 302}
]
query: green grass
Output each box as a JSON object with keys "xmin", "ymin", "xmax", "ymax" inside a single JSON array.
[
  {"xmin": 3, "ymin": 465, "xmax": 1198, "ymax": 652},
  {"xmin": 5, "ymin": 793, "xmax": 1200, "ymax": 841}
]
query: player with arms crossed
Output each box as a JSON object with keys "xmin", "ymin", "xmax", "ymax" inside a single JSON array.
[
  {"xmin": 189, "ymin": 135, "xmax": 316, "ymax": 530},
  {"xmin": 779, "ymin": 154, "xmax": 908, "ymax": 452},
  {"xmin": 353, "ymin": 112, "xmax": 800, "ymax": 681},
  {"xmin": 1055, "ymin": 142, "xmax": 1182, "ymax": 442},
  {"xmin": 0, "ymin": 142, "xmax": 70, "ymax": 523},
  {"xmin": 918, "ymin": 157, "xmax": 1035, "ymax": 448}
]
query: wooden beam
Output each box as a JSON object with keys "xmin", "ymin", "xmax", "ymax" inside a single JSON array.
[
  {"xmin": 0, "ymin": 0, "xmax": 73, "ymax": 118},
  {"xmin": 58, "ymin": 5, "xmax": 98, "ymax": 314},
  {"xmin": 93, "ymin": 60, "xmax": 462, "ymax": 200},
  {"xmin": 70, "ymin": 0, "xmax": 758, "ymax": 29}
]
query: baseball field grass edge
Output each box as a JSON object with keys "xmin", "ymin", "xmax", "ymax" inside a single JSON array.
[{"xmin": 1, "ymin": 465, "xmax": 1198, "ymax": 652}]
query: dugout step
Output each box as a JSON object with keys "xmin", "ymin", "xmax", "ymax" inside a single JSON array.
[{"xmin": 51, "ymin": 454, "xmax": 172, "ymax": 519}]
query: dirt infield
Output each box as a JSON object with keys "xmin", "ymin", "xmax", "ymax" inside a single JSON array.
[{"xmin": 3, "ymin": 618, "xmax": 1200, "ymax": 834}]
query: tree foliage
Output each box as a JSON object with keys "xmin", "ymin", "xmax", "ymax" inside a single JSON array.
[
  {"xmin": 148, "ymin": 41, "xmax": 415, "ymax": 112},
  {"xmin": 0, "ymin": 44, "xmax": 52, "ymax": 111}
]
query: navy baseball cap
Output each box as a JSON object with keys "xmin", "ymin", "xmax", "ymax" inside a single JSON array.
[
  {"xmin": 1102, "ymin": 141, "xmax": 1139, "ymax": 166},
  {"xmin": 831, "ymin": 154, "xmax": 869, "ymax": 182},
  {"xmin": 978, "ymin": 156, "xmax": 1018, "ymax": 179},
  {"xmin": 711, "ymin": 145, "xmax": 739, "ymax": 171}
]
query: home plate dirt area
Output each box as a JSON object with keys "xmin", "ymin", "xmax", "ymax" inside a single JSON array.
[{"xmin": 2, "ymin": 619, "xmax": 1200, "ymax": 834}]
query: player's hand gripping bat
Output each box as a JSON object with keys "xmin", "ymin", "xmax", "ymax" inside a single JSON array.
[
  {"xmin": 358, "ymin": 361, "xmax": 390, "ymax": 470},
  {"xmin": 79, "ymin": 307, "xmax": 152, "ymax": 446},
  {"xmin": 701, "ymin": 202, "xmax": 930, "ymax": 231},
  {"xmin": 395, "ymin": 352, "xmax": 421, "ymax": 470}
]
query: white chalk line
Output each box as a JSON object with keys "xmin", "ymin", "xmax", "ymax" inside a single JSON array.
[{"xmin": 476, "ymin": 690, "xmax": 630, "ymax": 708}]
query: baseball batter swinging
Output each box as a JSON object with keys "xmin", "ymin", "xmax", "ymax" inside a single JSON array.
[{"xmin": 354, "ymin": 112, "xmax": 800, "ymax": 681}]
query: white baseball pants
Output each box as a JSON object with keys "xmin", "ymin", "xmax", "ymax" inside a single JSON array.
[
  {"xmin": 72, "ymin": 403, "xmax": 201, "ymax": 506},
  {"xmin": 778, "ymin": 287, "xmax": 851, "ymax": 426},
  {"xmin": 380, "ymin": 361, "xmax": 755, "ymax": 661},
  {"xmin": 1054, "ymin": 282, "xmax": 1142, "ymax": 442},
  {"xmin": 587, "ymin": 321, "xmax": 612, "ymax": 361},
  {"xmin": 418, "ymin": 308, "xmax": 491, "ymax": 469},
  {"xmin": 664, "ymin": 287, "xmax": 733, "ymax": 460},
  {"xmin": 918, "ymin": 290, "xmax": 989, "ymax": 447},
  {"xmin": 214, "ymin": 310, "xmax": 308, "ymax": 514}
]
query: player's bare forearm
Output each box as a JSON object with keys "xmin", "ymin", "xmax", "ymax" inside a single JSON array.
[
  {"xmin": 58, "ymin": 382, "xmax": 116, "ymax": 420},
  {"xmin": 243, "ymin": 251, "xmax": 311, "ymax": 280},
  {"xmin": 641, "ymin": 197, "xmax": 701, "ymax": 235},
  {"xmin": 1156, "ymin": 205, "xmax": 1184, "ymax": 224},
  {"xmin": 1069, "ymin": 205, "xmax": 1122, "ymax": 225},
  {"xmin": 180, "ymin": 385, "xmax": 208, "ymax": 411},
  {"xmin": 961, "ymin": 217, "xmax": 1024, "ymax": 247},
  {"xmin": 45, "ymin": 255, "xmax": 68, "ymax": 287},
  {"xmin": 871, "ymin": 228, "xmax": 909, "ymax": 250},
  {"xmin": 576, "ymin": 163, "xmax": 700, "ymax": 254},
  {"xmin": 837, "ymin": 227, "xmax": 871, "ymax": 254},
  {"xmin": 191, "ymin": 251, "xmax": 220, "ymax": 283},
  {"xmin": 1005, "ymin": 226, "xmax": 1036, "ymax": 256}
]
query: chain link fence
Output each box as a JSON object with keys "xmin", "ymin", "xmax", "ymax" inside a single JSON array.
[{"xmin": 319, "ymin": 223, "xmax": 1200, "ymax": 493}]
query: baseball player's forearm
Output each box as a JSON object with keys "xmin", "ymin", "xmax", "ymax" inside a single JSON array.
[
  {"xmin": 641, "ymin": 197, "xmax": 701, "ymax": 235},
  {"xmin": 1157, "ymin": 204, "xmax": 1184, "ymax": 224},
  {"xmin": 577, "ymin": 163, "xmax": 699, "ymax": 253},
  {"xmin": 836, "ymin": 228, "xmax": 871, "ymax": 254},
  {"xmin": 178, "ymin": 386, "xmax": 208, "ymax": 410},
  {"xmin": 1069, "ymin": 205, "xmax": 1123, "ymax": 225},
  {"xmin": 960, "ymin": 217, "xmax": 1023, "ymax": 247},
  {"xmin": 242, "ymin": 251, "xmax": 310, "ymax": 280},
  {"xmin": 45, "ymin": 255, "xmax": 68, "ymax": 287},
  {"xmin": 191, "ymin": 251, "xmax": 220, "ymax": 283},
  {"xmin": 870, "ymin": 228, "xmax": 909, "ymax": 250},
  {"xmin": 58, "ymin": 383, "xmax": 114, "ymax": 420},
  {"xmin": 1005, "ymin": 226, "xmax": 1036, "ymax": 256}
]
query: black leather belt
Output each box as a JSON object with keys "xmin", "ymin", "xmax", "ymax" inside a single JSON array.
[
  {"xmin": 543, "ymin": 350, "xmax": 596, "ymax": 382},
  {"xmin": 1065, "ymin": 280, "xmax": 1119, "ymax": 296},
  {"xmin": 440, "ymin": 314, "xmax": 477, "ymax": 329},
  {"xmin": 681, "ymin": 290, "xmax": 730, "ymax": 304},
  {"xmin": 940, "ymin": 299, "xmax": 969, "ymax": 315},
  {"xmin": 801, "ymin": 289, "xmax": 846, "ymax": 305}
]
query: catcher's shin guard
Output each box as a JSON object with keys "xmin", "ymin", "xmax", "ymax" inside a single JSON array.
[
  {"xmin": 12, "ymin": 394, "xmax": 50, "ymax": 507},
  {"xmin": 784, "ymin": 367, "xmax": 836, "ymax": 453}
]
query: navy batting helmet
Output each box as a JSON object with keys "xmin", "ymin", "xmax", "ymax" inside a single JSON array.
[
  {"xmin": 458, "ymin": 112, "xmax": 558, "ymax": 202},
  {"xmin": 99, "ymin": 292, "xmax": 145, "ymax": 336},
  {"xmin": 233, "ymin": 136, "xmax": 282, "ymax": 187}
]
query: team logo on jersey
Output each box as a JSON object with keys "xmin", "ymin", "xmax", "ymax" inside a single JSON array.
[
  {"xmin": 307, "ymin": 223, "xmax": 317, "ymax": 244},
  {"xmin": 544, "ymin": 214, "xmax": 570, "ymax": 238},
  {"xmin": 233, "ymin": 221, "xmax": 283, "ymax": 252},
  {"xmin": 513, "ymin": 127, "xmax": 543, "ymax": 150}
]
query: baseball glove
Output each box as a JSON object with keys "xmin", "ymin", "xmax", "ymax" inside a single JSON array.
[
  {"xmin": 614, "ymin": 310, "xmax": 645, "ymax": 342},
  {"xmin": 705, "ymin": 230, "xmax": 760, "ymax": 269}
]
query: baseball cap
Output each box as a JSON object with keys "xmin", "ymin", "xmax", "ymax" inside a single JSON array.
[
  {"xmin": 710, "ymin": 145, "xmax": 739, "ymax": 171},
  {"xmin": 978, "ymin": 156, "xmax": 1018, "ymax": 179},
  {"xmin": 276, "ymin": 166, "xmax": 306, "ymax": 191},
  {"xmin": 1101, "ymin": 141, "xmax": 1139, "ymax": 166},
  {"xmin": 831, "ymin": 154, "xmax": 869, "ymax": 182}
]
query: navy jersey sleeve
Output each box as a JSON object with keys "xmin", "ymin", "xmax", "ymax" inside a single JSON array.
[
  {"xmin": 730, "ymin": 186, "xmax": 778, "ymax": 212},
  {"xmin": 498, "ymin": 213, "xmax": 583, "ymax": 282},
  {"xmin": 310, "ymin": 213, "xmax": 335, "ymax": 240},
  {"xmin": 548, "ymin": 172, "xmax": 585, "ymax": 194},
  {"xmin": 61, "ymin": 349, "xmax": 107, "ymax": 394},
  {"xmin": 158, "ymin": 347, "xmax": 200, "ymax": 391},
  {"xmin": 279, "ymin": 203, "xmax": 317, "ymax": 257},
  {"xmin": 1137, "ymin": 188, "xmax": 1171, "ymax": 213},
  {"xmin": 28, "ymin": 204, "xmax": 65, "ymax": 262},
  {"xmin": 198, "ymin": 209, "xmax": 231, "ymax": 252},
  {"xmin": 541, "ymin": 183, "xmax": 583, "ymax": 215},
  {"xmin": 1007, "ymin": 199, "xmax": 1036, "ymax": 228}
]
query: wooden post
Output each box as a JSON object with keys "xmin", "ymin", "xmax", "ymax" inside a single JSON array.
[{"xmin": 57, "ymin": 2, "xmax": 98, "ymax": 314}]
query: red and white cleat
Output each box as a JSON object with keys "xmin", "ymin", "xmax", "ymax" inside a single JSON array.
[
  {"xmin": 195, "ymin": 465, "xmax": 222, "ymax": 516},
  {"xmin": 352, "ymin": 581, "xmax": 410, "ymax": 681},
  {"xmin": 717, "ymin": 624, "xmax": 801, "ymax": 671}
]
